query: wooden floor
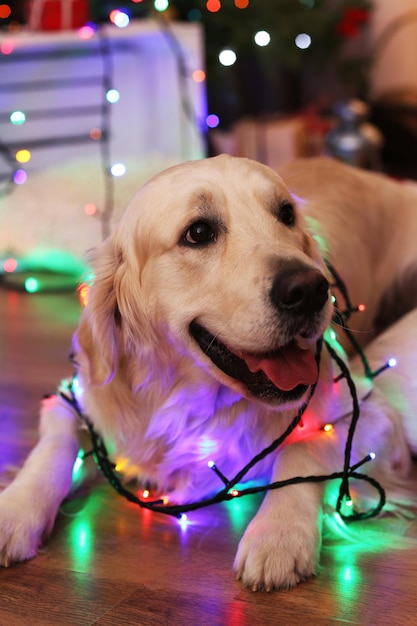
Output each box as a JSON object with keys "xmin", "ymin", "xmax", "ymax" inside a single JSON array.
[{"xmin": 1, "ymin": 288, "xmax": 417, "ymax": 626}]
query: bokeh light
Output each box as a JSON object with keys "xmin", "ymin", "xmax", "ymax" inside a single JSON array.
[
  {"xmin": 106, "ymin": 89, "xmax": 120, "ymax": 103},
  {"xmin": 154, "ymin": 0, "xmax": 169, "ymax": 11},
  {"xmin": 188, "ymin": 8, "xmax": 202, "ymax": 20},
  {"xmin": 89, "ymin": 127, "xmax": 102, "ymax": 140},
  {"xmin": 15, "ymin": 149, "xmax": 31, "ymax": 163},
  {"xmin": 13, "ymin": 169, "xmax": 27, "ymax": 185},
  {"xmin": 110, "ymin": 163, "xmax": 126, "ymax": 177},
  {"xmin": 78, "ymin": 24, "xmax": 95, "ymax": 39},
  {"xmin": 110, "ymin": 9, "xmax": 130, "ymax": 28},
  {"xmin": 254, "ymin": 30, "xmax": 271, "ymax": 47},
  {"xmin": 206, "ymin": 114, "xmax": 220, "ymax": 128},
  {"xmin": 1, "ymin": 40, "xmax": 13, "ymax": 54},
  {"xmin": 218, "ymin": 49, "xmax": 237, "ymax": 67},
  {"xmin": 25, "ymin": 277, "xmax": 39, "ymax": 293},
  {"xmin": 84, "ymin": 203, "xmax": 97, "ymax": 216},
  {"xmin": 295, "ymin": 33, "xmax": 312, "ymax": 49},
  {"xmin": 206, "ymin": 0, "xmax": 221, "ymax": 12},
  {"xmin": 3, "ymin": 258, "xmax": 17, "ymax": 273},
  {"xmin": 0, "ymin": 4, "xmax": 11, "ymax": 19},
  {"xmin": 192, "ymin": 69, "xmax": 206, "ymax": 82},
  {"xmin": 10, "ymin": 110, "xmax": 26, "ymax": 125}
]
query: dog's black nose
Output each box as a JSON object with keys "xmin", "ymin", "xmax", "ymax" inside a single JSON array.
[{"xmin": 270, "ymin": 263, "xmax": 329, "ymax": 315}]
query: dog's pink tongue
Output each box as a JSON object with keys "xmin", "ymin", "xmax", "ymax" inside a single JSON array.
[{"xmin": 239, "ymin": 343, "xmax": 318, "ymax": 391}]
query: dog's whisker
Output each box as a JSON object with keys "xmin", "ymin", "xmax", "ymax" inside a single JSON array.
[
  {"xmin": 204, "ymin": 334, "xmax": 219, "ymax": 354},
  {"xmin": 332, "ymin": 316, "xmax": 375, "ymax": 337}
]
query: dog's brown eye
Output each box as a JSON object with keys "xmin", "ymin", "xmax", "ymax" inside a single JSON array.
[
  {"xmin": 184, "ymin": 221, "xmax": 216, "ymax": 246},
  {"xmin": 278, "ymin": 202, "xmax": 295, "ymax": 227}
]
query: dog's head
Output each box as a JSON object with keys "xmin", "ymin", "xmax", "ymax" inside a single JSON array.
[{"xmin": 77, "ymin": 155, "xmax": 332, "ymax": 410}]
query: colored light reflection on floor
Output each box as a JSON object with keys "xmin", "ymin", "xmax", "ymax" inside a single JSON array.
[
  {"xmin": 69, "ymin": 517, "xmax": 94, "ymax": 570},
  {"xmin": 224, "ymin": 482, "xmax": 264, "ymax": 538},
  {"xmin": 1, "ymin": 250, "xmax": 89, "ymax": 298},
  {"xmin": 335, "ymin": 557, "xmax": 362, "ymax": 603},
  {"xmin": 30, "ymin": 291, "xmax": 82, "ymax": 326},
  {"xmin": 321, "ymin": 476, "xmax": 415, "ymax": 615}
]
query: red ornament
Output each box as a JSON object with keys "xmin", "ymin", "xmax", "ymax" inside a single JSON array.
[{"xmin": 336, "ymin": 7, "xmax": 370, "ymax": 38}]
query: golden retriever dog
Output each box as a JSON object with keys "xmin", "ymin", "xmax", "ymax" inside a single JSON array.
[{"xmin": 1, "ymin": 155, "xmax": 417, "ymax": 591}]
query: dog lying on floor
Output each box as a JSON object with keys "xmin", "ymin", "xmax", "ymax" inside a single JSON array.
[{"xmin": 1, "ymin": 155, "xmax": 417, "ymax": 590}]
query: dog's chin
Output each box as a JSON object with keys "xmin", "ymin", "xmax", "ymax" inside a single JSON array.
[{"xmin": 189, "ymin": 321, "xmax": 318, "ymax": 407}]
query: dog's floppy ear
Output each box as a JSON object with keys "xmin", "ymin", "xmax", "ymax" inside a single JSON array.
[
  {"xmin": 75, "ymin": 239, "xmax": 123, "ymax": 385},
  {"xmin": 75, "ymin": 234, "xmax": 159, "ymax": 386}
]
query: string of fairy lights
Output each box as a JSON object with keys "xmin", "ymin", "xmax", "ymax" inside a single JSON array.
[
  {"xmin": 0, "ymin": 0, "xmax": 376, "ymax": 295},
  {"xmin": 0, "ymin": 23, "xmax": 115, "ymax": 294},
  {"xmin": 59, "ymin": 264, "xmax": 396, "ymax": 526},
  {"xmin": 0, "ymin": 0, "xmax": 348, "ymax": 187},
  {"xmin": 0, "ymin": 1, "xmax": 206, "ymax": 295}
]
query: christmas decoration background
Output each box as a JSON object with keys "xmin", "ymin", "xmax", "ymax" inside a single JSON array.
[{"xmin": 2, "ymin": 0, "xmax": 417, "ymax": 284}]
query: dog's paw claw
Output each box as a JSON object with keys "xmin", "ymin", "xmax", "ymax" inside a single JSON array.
[
  {"xmin": 0, "ymin": 489, "xmax": 51, "ymax": 567},
  {"xmin": 0, "ymin": 528, "xmax": 40, "ymax": 568},
  {"xmin": 234, "ymin": 514, "xmax": 320, "ymax": 592}
]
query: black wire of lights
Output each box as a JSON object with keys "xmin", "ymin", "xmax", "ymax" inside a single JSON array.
[{"xmin": 59, "ymin": 264, "xmax": 394, "ymax": 524}]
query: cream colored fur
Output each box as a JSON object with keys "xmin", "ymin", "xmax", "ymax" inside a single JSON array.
[{"xmin": 1, "ymin": 155, "xmax": 416, "ymax": 591}]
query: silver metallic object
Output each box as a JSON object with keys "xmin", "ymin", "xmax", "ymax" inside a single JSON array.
[{"xmin": 326, "ymin": 99, "xmax": 382, "ymax": 169}]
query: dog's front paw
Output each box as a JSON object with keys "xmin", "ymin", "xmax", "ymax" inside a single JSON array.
[
  {"xmin": 234, "ymin": 513, "xmax": 321, "ymax": 591},
  {"xmin": 0, "ymin": 488, "xmax": 52, "ymax": 567}
]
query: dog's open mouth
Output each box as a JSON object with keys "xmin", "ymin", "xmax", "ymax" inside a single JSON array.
[{"xmin": 189, "ymin": 321, "xmax": 319, "ymax": 402}]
